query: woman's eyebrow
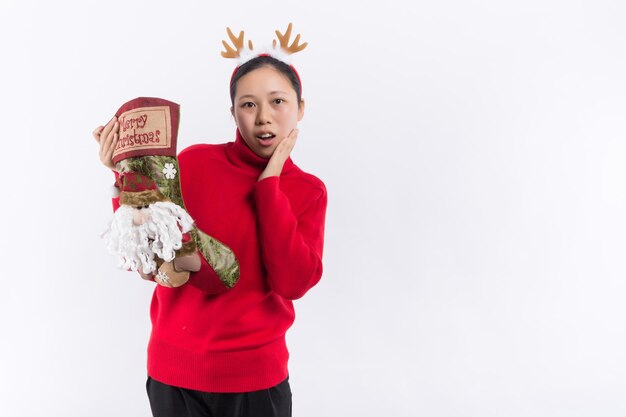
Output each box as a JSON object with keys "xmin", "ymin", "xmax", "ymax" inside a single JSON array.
[{"xmin": 238, "ymin": 91, "xmax": 288, "ymax": 100}]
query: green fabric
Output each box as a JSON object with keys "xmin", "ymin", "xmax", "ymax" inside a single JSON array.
[
  {"xmin": 118, "ymin": 156, "xmax": 184, "ymax": 207},
  {"xmin": 190, "ymin": 228, "xmax": 240, "ymax": 289}
]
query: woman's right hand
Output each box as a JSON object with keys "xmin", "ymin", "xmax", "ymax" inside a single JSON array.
[{"xmin": 92, "ymin": 117, "xmax": 119, "ymax": 171}]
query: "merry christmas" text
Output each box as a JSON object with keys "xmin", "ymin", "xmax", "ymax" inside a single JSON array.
[
  {"xmin": 120, "ymin": 114, "xmax": 148, "ymax": 132},
  {"xmin": 116, "ymin": 128, "xmax": 161, "ymax": 149}
]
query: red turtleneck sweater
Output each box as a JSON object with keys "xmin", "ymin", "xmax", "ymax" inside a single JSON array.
[{"xmin": 114, "ymin": 131, "xmax": 327, "ymax": 393}]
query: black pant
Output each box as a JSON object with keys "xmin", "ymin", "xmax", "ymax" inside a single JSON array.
[{"xmin": 146, "ymin": 376, "xmax": 292, "ymax": 417}]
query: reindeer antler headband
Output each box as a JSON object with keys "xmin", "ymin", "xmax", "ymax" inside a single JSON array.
[
  {"xmin": 221, "ymin": 22, "xmax": 308, "ymax": 66},
  {"xmin": 221, "ymin": 23, "xmax": 307, "ymax": 91}
]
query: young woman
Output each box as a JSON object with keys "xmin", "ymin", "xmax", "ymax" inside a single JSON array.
[{"xmin": 93, "ymin": 32, "xmax": 327, "ymax": 417}]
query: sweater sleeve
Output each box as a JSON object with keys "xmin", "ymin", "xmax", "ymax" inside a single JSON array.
[{"xmin": 253, "ymin": 176, "xmax": 327, "ymax": 300}]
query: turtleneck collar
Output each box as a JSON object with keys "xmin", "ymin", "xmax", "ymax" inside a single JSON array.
[{"xmin": 226, "ymin": 129, "xmax": 295, "ymax": 173}]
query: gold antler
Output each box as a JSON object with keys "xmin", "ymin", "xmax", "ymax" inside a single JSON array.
[
  {"xmin": 273, "ymin": 23, "xmax": 308, "ymax": 54},
  {"xmin": 221, "ymin": 27, "xmax": 254, "ymax": 58}
]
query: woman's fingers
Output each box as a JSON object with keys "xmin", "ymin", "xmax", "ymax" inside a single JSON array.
[
  {"xmin": 104, "ymin": 132, "xmax": 118, "ymax": 163},
  {"xmin": 93, "ymin": 117, "xmax": 119, "ymax": 170},
  {"xmin": 92, "ymin": 126, "xmax": 104, "ymax": 142},
  {"xmin": 99, "ymin": 121, "xmax": 119, "ymax": 169},
  {"xmin": 101, "ymin": 125, "xmax": 118, "ymax": 154},
  {"xmin": 277, "ymin": 128, "xmax": 298, "ymax": 156},
  {"xmin": 100, "ymin": 116, "xmax": 117, "ymax": 143},
  {"xmin": 98, "ymin": 118, "xmax": 116, "ymax": 153},
  {"xmin": 272, "ymin": 128, "xmax": 298, "ymax": 163},
  {"xmin": 258, "ymin": 128, "xmax": 299, "ymax": 181},
  {"xmin": 93, "ymin": 118, "xmax": 118, "ymax": 170}
]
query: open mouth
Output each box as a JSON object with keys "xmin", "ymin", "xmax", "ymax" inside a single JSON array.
[
  {"xmin": 256, "ymin": 133, "xmax": 276, "ymax": 140},
  {"xmin": 256, "ymin": 132, "xmax": 276, "ymax": 145}
]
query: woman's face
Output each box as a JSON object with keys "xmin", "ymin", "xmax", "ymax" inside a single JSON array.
[{"xmin": 231, "ymin": 65, "xmax": 305, "ymax": 159}]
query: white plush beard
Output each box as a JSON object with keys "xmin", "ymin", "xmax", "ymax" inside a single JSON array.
[{"xmin": 102, "ymin": 202, "xmax": 195, "ymax": 274}]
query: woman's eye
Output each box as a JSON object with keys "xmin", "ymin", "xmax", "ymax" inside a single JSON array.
[
  {"xmin": 144, "ymin": 205, "xmax": 149, "ymax": 209},
  {"xmin": 274, "ymin": 99, "xmax": 284, "ymax": 104},
  {"xmin": 242, "ymin": 102, "xmax": 255, "ymax": 108}
]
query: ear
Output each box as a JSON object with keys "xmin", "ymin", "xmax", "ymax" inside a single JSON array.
[
  {"xmin": 297, "ymin": 99, "xmax": 305, "ymax": 121},
  {"xmin": 230, "ymin": 106, "xmax": 234, "ymax": 117}
]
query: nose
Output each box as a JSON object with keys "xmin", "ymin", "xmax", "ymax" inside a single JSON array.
[
  {"xmin": 256, "ymin": 104, "xmax": 271, "ymax": 125},
  {"xmin": 133, "ymin": 209, "xmax": 148, "ymax": 226}
]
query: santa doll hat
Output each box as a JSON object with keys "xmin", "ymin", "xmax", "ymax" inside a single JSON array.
[
  {"xmin": 117, "ymin": 172, "xmax": 167, "ymax": 207},
  {"xmin": 221, "ymin": 22, "xmax": 307, "ymax": 92}
]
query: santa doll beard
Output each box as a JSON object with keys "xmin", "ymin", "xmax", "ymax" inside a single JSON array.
[{"xmin": 104, "ymin": 203, "xmax": 194, "ymax": 274}]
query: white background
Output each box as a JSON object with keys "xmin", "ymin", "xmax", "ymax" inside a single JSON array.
[{"xmin": 1, "ymin": 0, "xmax": 625, "ymax": 416}]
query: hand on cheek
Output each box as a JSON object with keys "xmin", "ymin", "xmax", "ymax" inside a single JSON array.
[{"xmin": 258, "ymin": 128, "xmax": 298, "ymax": 181}]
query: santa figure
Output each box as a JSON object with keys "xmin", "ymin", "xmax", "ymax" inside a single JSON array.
[{"xmin": 103, "ymin": 171, "xmax": 197, "ymax": 287}]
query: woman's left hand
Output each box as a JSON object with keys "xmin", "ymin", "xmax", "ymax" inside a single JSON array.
[{"xmin": 258, "ymin": 129, "xmax": 298, "ymax": 181}]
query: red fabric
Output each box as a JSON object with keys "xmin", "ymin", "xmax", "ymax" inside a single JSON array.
[
  {"xmin": 112, "ymin": 171, "xmax": 121, "ymax": 211},
  {"xmin": 117, "ymin": 172, "xmax": 159, "ymax": 193},
  {"xmin": 112, "ymin": 97, "xmax": 180, "ymax": 164},
  {"xmin": 121, "ymin": 130, "xmax": 327, "ymax": 393}
]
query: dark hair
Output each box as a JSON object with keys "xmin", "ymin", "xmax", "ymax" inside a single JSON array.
[{"xmin": 230, "ymin": 55, "xmax": 302, "ymax": 107}]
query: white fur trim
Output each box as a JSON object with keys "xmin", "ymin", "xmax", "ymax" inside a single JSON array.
[{"xmin": 237, "ymin": 44, "xmax": 293, "ymax": 66}]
